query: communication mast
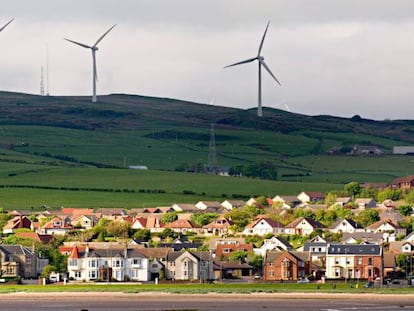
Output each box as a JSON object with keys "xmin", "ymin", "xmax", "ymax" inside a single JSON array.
[{"xmin": 40, "ymin": 66, "xmax": 45, "ymax": 96}]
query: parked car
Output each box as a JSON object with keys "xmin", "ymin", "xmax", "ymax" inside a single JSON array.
[
  {"xmin": 363, "ymin": 281, "xmax": 374, "ymax": 288},
  {"xmin": 254, "ymin": 273, "xmax": 262, "ymax": 280},
  {"xmin": 297, "ymin": 277, "xmax": 310, "ymax": 283}
]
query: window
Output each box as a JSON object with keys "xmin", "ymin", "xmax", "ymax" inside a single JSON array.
[
  {"xmin": 346, "ymin": 258, "xmax": 351, "ymax": 265},
  {"xmin": 357, "ymin": 257, "xmax": 362, "ymax": 265},
  {"xmin": 69, "ymin": 259, "xmax": 77, "ymax": 267},
  {"xmin": 88, "ymin": 260, "xmax": 97, "ymax": 268},
  {"xmin": 368, "ymin": 257, "xmax": 373, "ymax": 265},
  {"xmin": 335, "ymin": 258, "xmax": 340, "ymax": 264},
  {"xmin": 75, "ymin": 271, "xmax": 81, "ymax": 278},
  {"xmin": 113, "ymin": 259, "xmax": 123, "ymax": 268},
  {"xmin": 132, "ymin": 258, "xmax": 141, "ymax": 266},
  {"xmin": 88, "ymin": 270, "xmax": 97, "ymax": 279},
  {"xmin": 268, "ymin": 262, "xmax": 274, "ymax": 267}
]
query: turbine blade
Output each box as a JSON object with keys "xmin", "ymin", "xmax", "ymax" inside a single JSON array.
[
  {"xmin": 93, "ymin": 24, "xmax": 116, "ymax": 47},
  {"xmin": 0, "ymin": 18, "xmax": 14, "ymax": 32},
  {"xmin": 261, "ymin": 60, "xmax": 281, "ymax": 86},
  {"xmin": 64, "ymin": 38, "xmax": 92, "ymax": 49},
  {"xmin": 258, "ymin": 20, "xmax": 270, "ymax": 56},
  {"xmin": 224, "ymin": 57, "xmax": 257, "ymax": 68}
]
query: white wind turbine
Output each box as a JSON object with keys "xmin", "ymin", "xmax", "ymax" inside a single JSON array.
[
  {"xmin": 225, "ymin": 21, "xmax": 281, "ymax": 117},
  {"xmin": 65, "ymin": 24, "xmax": 116, "ymax": 103},
  {"xmin": 0, "ymin": 19, "xmax": 14, "ymax": 33}
]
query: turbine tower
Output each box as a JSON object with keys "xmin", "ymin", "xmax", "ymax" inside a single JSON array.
[
  {"xmin": 0, "ymin": 19, "xmax": 14, "ymax": 33},
  {"xmin": 224, "ymin": 21, "xmax": 281, "ymax": 117},
  {"xmin": 65, "ymin": 24, "xmax": 116, "ymax": 103}
]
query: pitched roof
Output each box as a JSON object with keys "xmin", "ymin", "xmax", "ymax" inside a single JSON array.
[
  {"xmin": 15, "ymin": 232, "xmax": 53, "ymax": 244},
  {"xmin": 286, "ymin": 217, "xmax": 324, "ymax": 229},
  {"xmin": 167, "ymin": 219, "xmax": 197, "ymax": 229},
  {"xmin": 367, "ymin": 219, "xmax": 402, "ymax": 230},
  {"xmin": 329, "ymin": 218, "xmax": 363, "ymax": 230},
  {"xmin": 245, "ymin": 217, "xmax": 284, "ymax": 229}
]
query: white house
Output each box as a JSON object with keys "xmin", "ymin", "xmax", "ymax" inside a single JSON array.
[
  {"xmin": 328, "ymin": 218, "xmax": 364, "ymax": 234},
  {"xmin": 67, "ymin": 245, "xmax": 149, "ymax": 282},
  {"xmin": 355, "ymin": 198, "xmax": 377, "ymax": 209},
  {"xmin": 243, "ymin": 217, "xmax": 284, "ymax": 236},
  {"xmin": 253, "ymin": 236, "xmax": 292, "ymax": 257},
  {"xmin": 221, "ymin": 200, "xmax": 245, "ymax": 211}
]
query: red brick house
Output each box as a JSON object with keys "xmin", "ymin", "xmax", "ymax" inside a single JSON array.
[
  {"xmin": 391, "ymin": 175, "xmax": 414, "ymax": 190},
  {"xmin": 263, "ymin": 251, "xmax": 311, "ymax": 281}
]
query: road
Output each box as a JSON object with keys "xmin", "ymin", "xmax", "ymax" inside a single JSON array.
[{"xmin": 1, "ymin": 292, "xmax": 413, "ymax": 311}]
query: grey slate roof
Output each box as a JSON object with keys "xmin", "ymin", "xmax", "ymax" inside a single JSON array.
[{"xmin": 327, "ymin": 244, "xmax": 381, "ymax": 255}]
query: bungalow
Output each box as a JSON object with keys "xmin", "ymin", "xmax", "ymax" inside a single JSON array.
[
  {"xmin": 171, "ymin": 203, "xmax": 198, "ymax": 213},
  {"xmin": 354, "ymin": 198, "xmax": 377, "ymax": 209},
  {"xmin": 391, "ymin": 175, "xmax": 414, "ymax": 190},
  {"xmin": 335, "ymin": 197, "xmax": 352, "ymax": 207},
  {"xmin": 325, "ymin": 244, "xmax": 382, "ymax": 281},
  {"xmin": 39, "ymin": 216, "xmax": 73, "ymax": 235},
  {"xmin": 242, "ymin": 217, "xmax": 284, "ymax": 236},
  {"xmin": 166, "ymin": 219, "xmax": 200, "ymax": 234},
  {"xmin": 367, "ymin": 219, "xmax": 406, "ymax": 236},
  {"xmin": 2, "ymin": 216, "xmax": 32, "ymax": 234},
  {"xmin": 215, "ymin": 261, "xmax": 253, "ymax": 279},
  {"xmin": 203, "ymin": 216, "xmax": 233, "ymax": 237},
  {"xmin": 71, "ymin": 214, "xmax": 100, "ymax": 230},
  {"xmin": 272, "ymin": 195, "xmax": 300, "ymax": 209},
  {"xmin": 15, "ymin": 232, "xmax": 53, "ymax": 244},
  {"xmin": 328, "ymin": 218, "xmax": 364, "ymax": 234},
  {"xmin": 297, "ymin": 192, "xmax": 325, "ymax": 204},
  {"xmin": 285, "ymin": 217, "xmax": 324, "ymax": 236},
  {"xmin": 341, "ymin": 232, "xmax": 384, "ymax": 245},
  {"xmin": 263, "ymin": 250, "xmax": 311, "ymax": 281},
  {"xmin": 195, "ymin": 201, "xmax": 222, "ymax": 211},
  {"xmin": 221, "ymin": 200, "xmax": 245, "ymax": 211},
  {"xmin": 215, "ymin": 243, "xmax": 253, "ymax": 260}
]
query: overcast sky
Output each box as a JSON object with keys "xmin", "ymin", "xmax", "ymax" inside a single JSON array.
[{"xmin": 1, "ymin": 0, "xmax": 414, "ymax": 120}]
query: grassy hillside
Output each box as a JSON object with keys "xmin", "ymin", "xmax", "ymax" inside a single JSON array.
[{"xmin": 0, "ymin": 91, "xmax": 413, "ymax": 208}]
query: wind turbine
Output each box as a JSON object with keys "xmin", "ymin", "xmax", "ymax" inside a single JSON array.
[
  {"xmin": 0, "ymin": 19, "xmax": 14, "ymax": 33},
  {"xmin": 65, "ymin": 24, "xmax": 116, "ymax": 103},
  {"xmin": 224, "ymin": 21, "xmax": 281, "ymax": 117}
]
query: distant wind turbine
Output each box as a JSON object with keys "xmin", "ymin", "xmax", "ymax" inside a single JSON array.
[
  {"xmin": 224, "ymin": 21, "xmax": 281, "ymax": 117},
  {"xmin": 65, "ymin": 24, "xmax": 116, "ymax": 103},
  {"xmin": 0, "ymin": 19, "xmax": 14, "ymax": 33}
]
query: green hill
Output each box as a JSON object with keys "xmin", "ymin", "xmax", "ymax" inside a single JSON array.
[{"xmin": 0, "ymin": 91, "xmax": 412, "ymax": 209}]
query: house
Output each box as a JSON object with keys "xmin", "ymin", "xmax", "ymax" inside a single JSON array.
[
  {"xmin": 67, "ymin": 245, "xmax": 149, "ymax": 282},
  {"xmin": 341, "ymin": 232, "xmax": 384, "ymax": 245},
  {"xmin": 215, "ymin": 243, "xmax": 253, "ymax": 260},
  {"xmin": 401, "ymin": 241, "xmax": 414, "ymax": 253},
  {"xmin": 71, "ymin": 214, "xmax": 100, "ymax": 230},
  {"xmin": 165, "ymin": 250, "xmax": 214, "ymax": 281},
  {"xmin": 208, "ymin": 237, "xmax": 246, "ymax": 255},
  {"xmin": 272, "ymin": 195, "xmax": 300, "ymax": 209},
  {"xmin": 246, "ymin": 198, "xmax": 257, "ymax": 207},
  {"xmin": 166, "ymin": 219, "xmax": 199, "ymax": 234},
  {"xmin": 297, "ymin": 192, "xmax": 325, "ymax": 204},
  {"xmin": 0, "ymin": 245, "xmax": 38, "ymax": 278},
  {"xmin": 202, "ymin": 216, "xmax": 233, "ymax": 236},
  {"xmin": 171, "ymin": 204, "xmax": 198, "ymax": 213},
  {"xmin": 221, "ymin": 200, "xmax": 245, "ymax": 210},
  {"xmin": 242, "ymin": 217, "xmax": 284, "ymax": 236},
  {"xmin": 285, "ymin": 217, "xmax": 324, "ymax": 235},
  {"xmin": 214, "ymin": 261, "xmax": 253, "ymax": 279},
  {"xmin": 366, "ymin": 219, "xmax": 407, "ymax": 237},
  {"xmin": 2, "ymin": 216, "xmax": 32, "ymax": 234},
  {"xmin": 263, "ymin": 251, "xmax": 311, "ymax": 281},
  {"xmin": 195, "ymin": 201, "xmax": 222, "ymax": 211},
  {"xmin": 355, "ymin": 198, "xmax": 377, "ymax": 209},
  {"xmin": 325, "ymin": 244, "xmax": 382, "ymax": 281},
  {"xmin": 300, "ymin": 236, "xmax": 328, "ymax": 279},
  {"xmin": 335, "ymin": 197, "xmax": 352, "ymax": 207},
  {"xmin": 15, "ymin": 232, "xmax": 53, "ymax": 244},
  {"xmin": 39, "ymin": 216, "xmax": 73, "ymax": 235},
  {"xmin": 328, "ymin": 218, "xmax": 364, "ymax": 234},
  {"xmin": 254, "ymin": 236, "xmax": 292, "ymax": 257},
  {"xmin": 133, "ymin": 247, "xmax": 171, "ymax": 281},
  {"xmin": 391, "ymin": 175, "xmax": 414, "ymax": 190}
]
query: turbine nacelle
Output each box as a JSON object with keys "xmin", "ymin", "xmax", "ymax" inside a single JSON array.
[{"xmin": 224, "ymin": 20, "xmax": 281, "ymax": 117}]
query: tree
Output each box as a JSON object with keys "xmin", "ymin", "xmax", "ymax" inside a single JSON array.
[
  {"xmin": 133, "ymin": 229, "xmax": 151, "ymax": 241},
  {"xmin": 344, "ymin": 182, "xmax": 361, "ymax": 198},
  {"xmin": 106, "ymin": 221, "xmax": 131, "ymax": 239},
  {"xmin": 228, "ymin": 250, "xmax": 247, "ymax": 262},
  {"xmin": 161, "ymin": 212, "xmax": 178, "ymax": 224},
  {"xmin": 355, "ymin": 208, "xmax": 379, "ymax": 227},
  {"xmin": 397, "ymin": 205, "xmax": 413, "ymax": 217},
  {"xmin": 190, "ymin": 212, "xmax": 219, "ymax": 227},
  {"xmin": 41, "ymin": 264, "xmax": 57, "ymax": 279},
  {"xmin": 396, "ymin": 254, "xmax": 408, "ymax": 271},
  {"xmin": 405, "ymin": 189, "xmax": 414, "ymax": 205}
]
